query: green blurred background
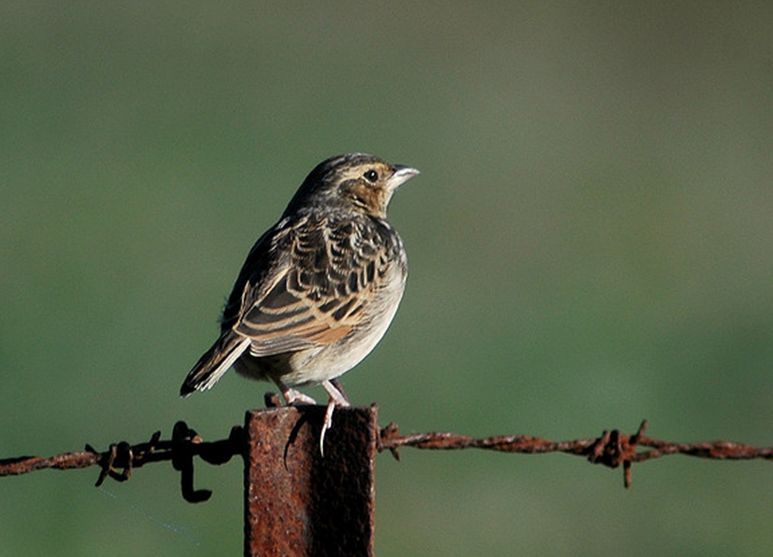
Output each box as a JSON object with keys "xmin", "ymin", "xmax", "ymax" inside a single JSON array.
[{"xmin": 2, "ymin": 2, "xmax": 772, "ymax": 555}]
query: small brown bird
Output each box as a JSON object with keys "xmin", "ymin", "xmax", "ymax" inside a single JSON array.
[{"xmin": 181, "ymin": 153, "xmax": 418, "ymax": 451}]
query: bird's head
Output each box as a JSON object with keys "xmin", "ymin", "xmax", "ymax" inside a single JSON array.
[{"xmin": 285, "ymin": 153, "xmax": 419, "ymax": 218}]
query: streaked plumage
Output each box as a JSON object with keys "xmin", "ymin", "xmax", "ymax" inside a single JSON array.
[{"xmin": 180, "ymin": 154, "xmax": 418, "ymax": 426}]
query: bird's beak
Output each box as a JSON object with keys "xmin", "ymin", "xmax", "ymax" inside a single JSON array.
[{"xmin": 388, "ymin": 165, "xmax": 420, "ymax": 190}]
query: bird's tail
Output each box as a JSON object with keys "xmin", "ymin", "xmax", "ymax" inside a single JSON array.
[{"xmin": 180, "ymin": 332, "xmax": 251, "ymax": 397}]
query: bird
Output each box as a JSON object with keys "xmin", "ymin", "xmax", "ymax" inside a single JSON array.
[{"xmin": 180, "ymin": 153, "xmax": 419, "ymax": 453}]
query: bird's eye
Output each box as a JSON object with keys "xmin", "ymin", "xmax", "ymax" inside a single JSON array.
[{"xmin": 364, "ymin": 169, "xmax": 378, "ymax": 183}]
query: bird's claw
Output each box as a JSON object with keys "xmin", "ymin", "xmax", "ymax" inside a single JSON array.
[
  {"xmin": 281, "ymin": 387, "xmax": 317, "ymax": 406},
  {"xmin": 319, "ymin": 399, "xmax": 337, "ymax": 457}
]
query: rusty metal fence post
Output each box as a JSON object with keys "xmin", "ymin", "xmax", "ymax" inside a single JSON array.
[{"xmin": 243, "ymin": 405, "xmax": 378, "ymax": 557}]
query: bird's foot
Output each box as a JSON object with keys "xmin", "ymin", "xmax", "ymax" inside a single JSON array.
[
  {"xmin": 320, "ymin": 399, "xmax": 335, "ymax": 457},
  {"xmin": 318, "ymin": 380, "xmax": 351, "ymax": 457},
  {"xmin": 281, "ymin": 387, "xmax": 317, "ymax": 406}
]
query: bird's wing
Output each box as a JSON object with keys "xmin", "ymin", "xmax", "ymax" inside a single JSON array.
[{"xmin": 232, "ymin": 215, "xmax": 391, "ymax": 356}]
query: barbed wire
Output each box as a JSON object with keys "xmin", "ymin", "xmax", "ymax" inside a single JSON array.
[
  {"xmin": 378, "ymin": 419, "xmax": 772, "ymax": 487},
  {"xmin": 0, "ymin": 422, "xmax": 244, "ymax": 502},
  {"xmin": 1, "ymin": 414, "xmax": 770, "ymax": 494}
]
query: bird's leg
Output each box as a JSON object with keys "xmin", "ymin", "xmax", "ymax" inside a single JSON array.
[
  {"xmin": 329, "ymin": 378, "xmax": 350, "ymax": 404},
  {"xmin": 277, "ymin": 381, "xmax": 317, "ymax": 406},
  {"xmin": 318, "ymin": 379, "xmax": 351, "ymax": 456},
  {"xmin": 323, "ymin": 378, "xmax": 350, "ymax": 406}
]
